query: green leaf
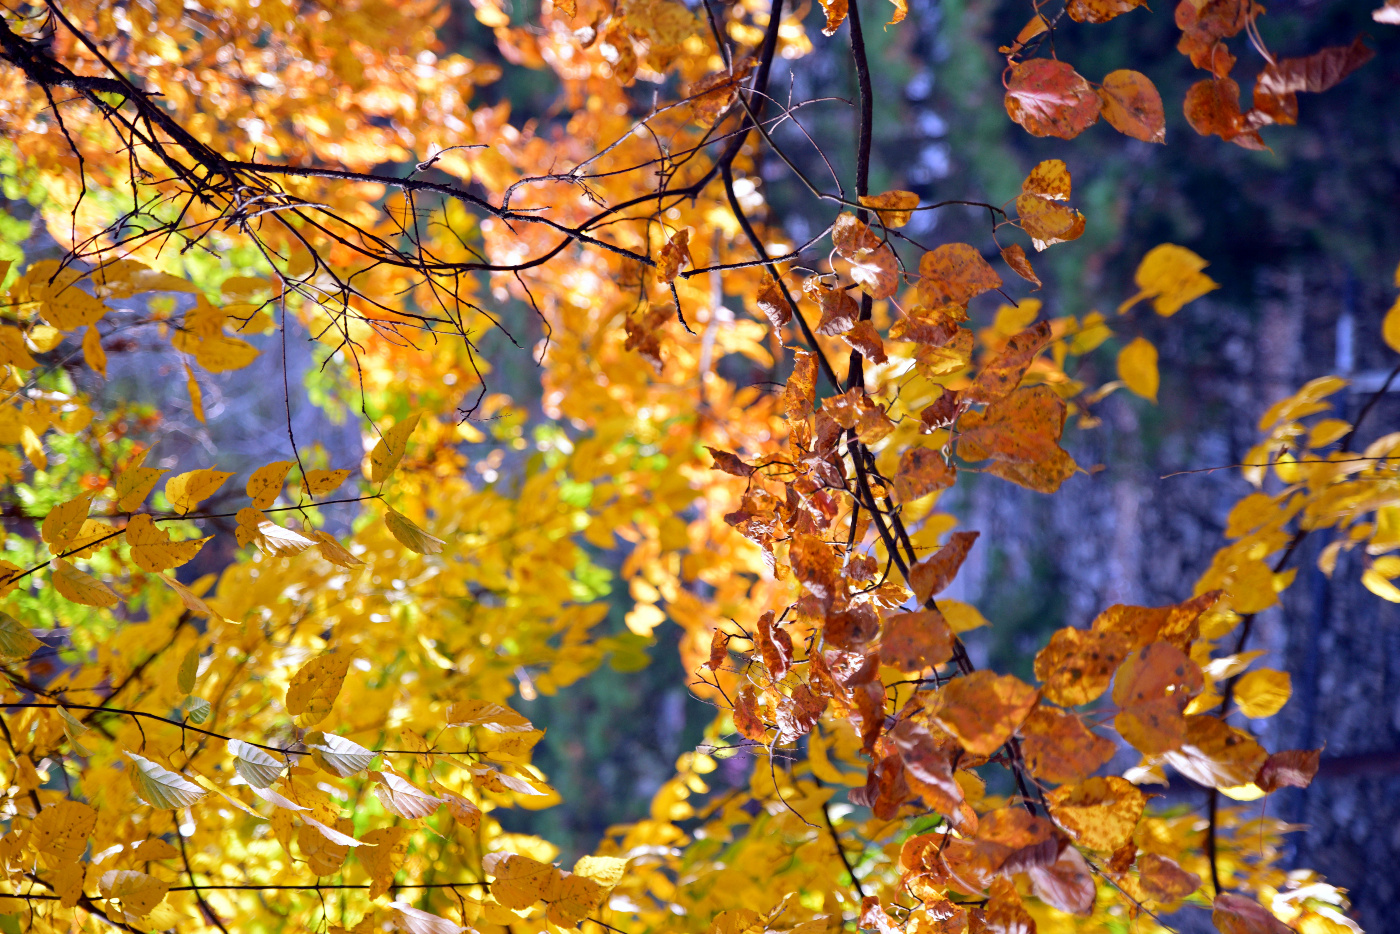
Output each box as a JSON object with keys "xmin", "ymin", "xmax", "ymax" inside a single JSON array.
[
  {"xmin": 0, "ymin": 612, "xmax": 40, "ymax": 659},
  {"xmin": 183, "ymin": 695, "xmax": 211, "ymax": 724},
  {"xmin": 177, "ymin": 646, "xmax": 199, "ymax": 695}
]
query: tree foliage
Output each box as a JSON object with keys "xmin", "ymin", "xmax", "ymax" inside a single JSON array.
[{"xmin": 0, "ymin": 0, "xmax": 1394, "ymax": 933}]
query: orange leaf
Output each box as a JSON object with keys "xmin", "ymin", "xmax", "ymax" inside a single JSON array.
[
  {"xmin": 1066, "ymin": 0, "xmax": 1145, "ymax": 22},
  {"xmin": 966, "ymin": 322, "xmax": 1053, "ymax": 402},
  {"xmin": 918, "ymin": 244, "xmax": 1002, "ymax": 306},
  {"xmin": 932, "ymin": 670, "xmax": 1038, "ymax": 756},
  {"xmin": 1001, "ymin": 245, "xmax": 1042, "ymax": 289},
  {"xmin": 1019, "ymin": 705, "xmax": 1117, "ymax": 783},
  {"xmin": 1111, "ymin": 642, "xmax": 1204, "ymax": 755},
  {"xmin": 1097, "ymin": 70, "xmax": 1166, "ymax": 143},
  {"xmin": 880, "ymin": 608, "xmax": 954, "ymax": 671},
  {"xmin": 908, "ymin": 530, "xmax": 979, "ymax": 603},
  {"xmin": 1034, "ymin": 627, "xmax": 1132, "ymax": 706}
]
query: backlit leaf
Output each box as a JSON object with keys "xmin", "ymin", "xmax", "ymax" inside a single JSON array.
[
  {"xmin": 385, "ymin": 506, "xmax": 446, "ymax": 554},
  {"xmin": 1098, "ymin": 70, "xmax": 1166, "ymax": 143},
  {"xmin": 1118, "ymin": 244, "xmax": 1219, "ymax": 317},
  {"xmin": 51, "ymin": 559, "xmax": 120, "ymax": 608},
  {"xmin": 304, "ymin": 468, "xmax": 352, "ymax": 496},
  {"xmin": 126, "ymin": 752, "xmax": 207, "ymax": 809},
  {"xmin": 1045, "ymin": 776, "xmax": 1145, "ymax": 851},
  {"xmin": 932, "ymin": 670, "xmax": 1039, "ymax": 756},
  {"xmin": 304, "ymin": 731, "xmax": 376, "ymax": 777},
  {"xmin": 32, "ymin": 800, "xmax": 97, "ymax": 863},
  {"xmin": 372, "ymin": 770, "xmax": 444, "ymax": 818},
  {"xmin": 485, "ymin": 852, "xmax": 561, "ymax": 910},
  {"xmin": 125, "ymin": 514, "xmax": 208, "ymax": 572},
  {"xmin": 246, "ymin": 460, "xmax": 295, "ymax": 509},
  {"xmin": 1117, "ymin": 336, "xmax": 1159, "ymax": 402},
  {"xmin": 0, "ymin": 612, "xmax": 41, "ymax": 660},
  {"xmin": 98, "ymin": 869, "xmax": 170, "ymax": 917},
  {"xmin": 370, "ymin": 413, "xmax": 421, "ymax": 483},
  {"xmin": 1004, "ymin": 59, "xmax": 1101, "ymax": 139},
  {"xmin": 859, "ymin": 190, "xmax": 919, "ymax": 228},
  {"xmin": 389, "ymin": 901, "xmax": 467, "ymax": 934},
  {"xmin": 286, "ymin": 653, "xmax": 351, "ymax": 727},
  {"xmin": 1234, "ymin": 667, "xmax": 1291, "ymax": 718},
  {"xmin": 361, "ymin": 826, "xmax": 410, "ymax": 899},
  {"xmin": 908, "ymin": 530, "xmax": 979, "ymax": 603},
  {"xmin": 227, "ymin": 739, "xmax": 285, "ymax": 788}
]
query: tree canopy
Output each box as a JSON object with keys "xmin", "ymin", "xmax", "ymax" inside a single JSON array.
[{"xmin": 0, "ymin": 1, "xmax": 1396, "ymax": 933}]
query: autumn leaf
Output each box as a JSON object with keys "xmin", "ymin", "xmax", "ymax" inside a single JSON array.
[
  {"xmin": 1234, "ymin": 667, "xmax": 1291, "ymax": 718},
  {"xmin": 125, "ymin": 514, "xmax": 208, "ymax": 572},
  {"xmin": 126, "ymin": 752, "xmax": 206, "ymax": 809},
  {"xmin": 165, "ymin": 467, "xmax": 233, "ymax": 514},
  {"xmin": 918, "ymin": 244, "xmax": 1002, "ymax": 306},
  {"xmin": 1066, "ymin": 0, "xmax": 1145, "ymax": 22},
  {"xmin": 370, "ymin": 413, "xmax": 421, "ymax": 483},
  {"xmin": 1161, "ymin": 715, "xmax": 1267, "ymax": 791},
  {"xmin": 966, "ymin": 321, "xmax": 1053, "ymax": 402},
  {"xmin": 1184, "ymin": 78, "xmax": 1264, "ymax": 149},
  {"xmin": 1028, "ymin": 845, "xmax": 1096, "ymax": 915},
  {"xmin": 1117, "ymin": 336, "xmax": 1159, "ymax": 402},
  {"xmin": 932, "ymin": 670, "xmax": 1039, "ymax": 756},
  {"xmin": 657, "ymin": 228, "xmax": 691, "ymax": 284},
  {"xmin": 98, "ymin": 869, "xmax": 171, "ymax": 917},
  {"xmin": 247, "ymin": 460, "xmax": 295, "ymax": 509},
  {"xmin": 1119, "ymin": 244, "xmax": 1219, "ymax": 316},
  {"xmin": 1019, "ymin": 705, "xmax": 1117, "ymax": 783},
  {"xmin": 1255, "ymin": 747, "xmax": 1321, "ymax": 792},
  {"xmin": 1004, "ymin": 59, "xmax": 1102, "ymax": 139},
  {"xmin": 1139, "ymin": 853, "xmax": 1201, "ymax": 902},
  {"xmin": 1256, "ymin": 37, "xmax": 1374, "ymax": 96},
  {"xmin": 361, "ymin": 826, "xmax": 410, "ymax": 899},
  {"xmin": 1034, "ymin": 626, "xmax": 1132, "ymax": 706},
  {"xmin": 893, "ymin": 447, "xmax": 955, "ymax": 502},
  {"xmin": 860, "ymin": 190, "xmax": 920, "ymax": 227},
  {"xmin": 51, "ymin": 558, "xmax": 120, "ymax": 608},
  {"xmin": 1045, "ymin": 776, "xmax": 1145, "ymax": 851},
  {"xmin": 385, "ymin": 506, "xmax": 447, "ymax": 554},
  {"xmin": 113, "ymin": 453, "xmax": 166, "ymax": 512},
  {"xmin": 485, "ymin": 852, "xmax": 561, "ymax": 910},
  {"xmin": 880, "ymin": 608, "xmax": 954, "ymax": 671},
  {"xmin": 286, "ymin": 653, "xmax": 351, "ymax": 727},
  {"xmin": 32, "ymin": 800, "xmax": 97, "ymax": 863},
  {"xmin": 372, "ymin": 770, "xmax": 444, "ymax": 818},
  {"xmin": 1213, "ymin": 893, "xmax": 1293, "ymax": 934},
  {"xmin": 908, "ymin": 530, "xmax": 979, "ymax": 603},
  {"xmin": 1000, "ymin": 245, "xmax": 1042, "ymax": 289}
]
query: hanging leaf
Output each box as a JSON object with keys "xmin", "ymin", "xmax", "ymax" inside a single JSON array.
[
  {"xmin": 370, "ymin": 413, "xmax": 422, "ymax": 483},
  {"xmin": 385, "ymin": 507, "xmax": 447, "ymax": 555},
  {"xmin": 228, "ymin": 739, "xmax": 285, "ymax": 788},
  {"xmin": 304, "ymin": 731, "xmax": 376, "ymax": 777},
  {"xmin": 1004, "ymin": 59, "xmax": 1102, "ymax": 139}
]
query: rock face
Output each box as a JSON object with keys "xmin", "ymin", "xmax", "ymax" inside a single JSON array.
[{"xmin": 953, "ymin": 265, "xmax": 1400, "ymax": 930}]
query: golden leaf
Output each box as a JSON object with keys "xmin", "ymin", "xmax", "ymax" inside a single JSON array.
[
  {"xmin": 246, "ymin": 460, "xmax": 295, "ymax": 510},
  {"xmin": 124, "ymin": 514, "xmax": 208, "ymax": 573},
  {"xmin": 286, "ymin": 653, "xmax": 351, "ymax": 727}
]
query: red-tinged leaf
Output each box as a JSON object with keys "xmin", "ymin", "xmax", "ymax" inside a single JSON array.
[
  {"xmin": 920, "ymin": 388, "xmax": 965, "ymax": 431},
  {"xmin": 1184, "ymin": 78, "xmax": 1265, "ymax": 149},
  {"xmin": 1066, "ymin": 0, "xmax": 1145, "ymax": 22},
  {"xmin": 705, "ymin": 628, "xmax": 730, "ymax": 672},
  {"xmin": 1255, "ymin": 37, "xmax": 1374, "ymax": 95},
  {"xmin": 734, "ymin": 684, "xmax": 768, "ymax": 741},
  {"xmin": 775, "ymin": 683, "xmax": 827, "ymax": 743},
  {"xmin": 707, "ymin": 447, "xmax": 755, "ymax": 477},
  {"xmin": 756, "ymin": 610, "xmax": 793, "ymax": 681},
  {"xmin": 1028, "ymin": 844, "xmax": 1096, "ymax": 915},
  {"xmin": 861, "ymin": 897, "xmax": 901, "ymax": 934},
  {"xmin": 1097, "ymin": 70, "xmax": 1166, "ymax": 143},
  {"xmin": 1001, "ymin": 245, "xmax": 1042, "ymax": 289},
  {"xmin": 908, "ymin": 530, "xmax": 979, "ymax": 603},
  {"xmin": 1256, "ymin": 747, "xmax": 1321, "ymax": 792},
  {"xmin": 881, "ymin": 608, "xmax": 954, "ymax": 671},
  {"xmin": 1004, "ymin": 59, "xmax": 1102, "ymax": 139},
  {"xmin": 1138, "ymin": 853, "xmax": 1201, "ymax": 902},
  {"xmin": 1212, "ymin": 893, "xmax": 1292, "ymax": 934}
]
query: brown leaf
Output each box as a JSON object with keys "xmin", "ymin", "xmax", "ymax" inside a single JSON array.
[
  {"xmin": 1255, "ymin": 747, "xmax": 1321, "ymax": 793},
  {"xmin": 706, "ymin": 628, "xmax": 730, "ymax": 672},
  {"xmin": 894, "ymin": 447, "xmax": 956, "ymax": 502},
  {"xmin": 756, "ymin": 610, "xmax": 794, "ymax": 681},
  {"xmin": 919, "ymin": 244, "xmax": 1002, "ymax": 306},
  {"xmin": 1027, "ymin": 844, "xmax": 1096, "ymax": 916},
  {"xmin": 775, "ymin": 683, "xmax": 827, "ymax": 743},
  {"xmin": 784, "ymin": 351, "xmax": 817, "ymax": 420},
  {"xmin": 1004, "ymin": 59, "xmax": 1102, "ymax": 139},
  {"xmin": 1045, "ymin": 776, "xmax": 1145, "ymax": 852},
  {"xmin": 889, "ymin": 305, "xmax": 964, "ymax": 345},
  {"xmin": 707, "ymin": 447, "xmax": 755, "ymax": 477},
  {"xmin": 909, "ymin": 530, "xmax": 979, "ymax": 603},
  {"xmin": 807, "ymin": 278, "xmax": 860, "ymax": 335},
  {"xmin": 975, "ymin": 807, "xmax": 1060, "ymax": 876},
  {"xmin": 685, "ymin": 60, "xmax": 754, "ymax": 124},
  {"xmin": 657, "ymin": 228, "xmax": 691, "ymax": 284},
  {"xmin": 757, "ymin": 278, "xmax": 794, "ymax": 333},
  {"xmin": 1020, "ymin": 705, "xmax": 1117, "ymax": 784},
  {"xmin": 826, "ymin": 601, "xmax": 880, "ymax": 649},
  {"xmin": 933, "ymin": 670, "xmax": 1039, "ymax": 756},
  {"xmin": 1091, "ymin": 590, "xmax": 1220, "ymax": 651},
  {"xmin": 1213, "ymin": 893, "xmax": 1292, "ymax": 934},
  {"xmin": 984, "ymin": 876, "xmax": 1037, "ymax": 934},
  {"xmin": 821, "ymin": 0, "xmax": 849, "ymax": 35},
  {"xmin": 1184, "ymin": 78, "xmax": 1265, "ymax": 149},
  {"xmin": 958, "ymin": 385, "xmax": 1068, "ymax": 464},
  {"xmin": 1138, "ymin": 853, "xmax": 1200, "ymax": 902},
  {"xmin": 920, "ymin": 389, "xmax": 965, "ymax": 431},
  {"xmin": 842, "ymin": 320, "xmax": 888, "ymax": 365},
  {"xmin": 1034, "ymin": 627, "xmax": 1132, "ymax": 706},
  {"xmin": 1066, "ymin": 0, "xmax": 1145, "ymax": 22},
  {"xmin": 1001, "ymin": 245, "xmax": 1042, "ymax": 289},
  {"xmin": 881, "ymin": 608, "xmax": 954, "ymax": 671},
  {"xmin": 1097, "ymin": 70, "xmax": 1166, "ymax": 143},
  {"xmin": 966, "ymin": 322, "xmax": 1053, "ymax": 402},
  {"xmin": 733, "ymin": 684, "xmax": 768, "ymax": 742},
  {"xmin": 1255, "ymin": 37, "xmax": 1374, "ymax": 95}
]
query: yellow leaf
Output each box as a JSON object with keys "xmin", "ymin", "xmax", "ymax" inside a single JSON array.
[
  {"xmin": 114, "ymin": 453, "xmax": 167, "ymax": 512},
  {"xmin": 1234, "ymin": 668, "xmax": 1291, "ymax": 719},
  {"xmin": 82, "ymin": 327, "xmax": 106, "ymax": 377},
  {"xmin": 1383, "ymin": 293, "xmax": 1400, "ymax": 354},
  {"xmin": 1117, "ymin": 337, "xmax": 1159, "ymax": 402},
  {"xmin": 50, "ymin": 859, "xmax": 84, "ymax": 909},
  {"xmin": 41, "ymin": 492, "xmax": 95, "ymax": 549},
  {"xmin": 941, "ymin": 599, "xmax": 989, "ymax": 633},
  {"xmin": 98, "ymin": 869, "xmax": 170, "ymax": 917},
  {"xmin": 286, "ymin": 653, "xmax": 351, "ymax": 727},
  {"xmin": 360, "ymin": 826, "xmax": 410, "ymax": 899},
  {"xmin": 384, "ymin": 506, "xmax": 446, "ymax": 555},
  {"xmin": 31, "ymin": 800, "xmax": 97, "ymax": 863},
  {"xmin": 185, "ymin": 364, "xmax": 205, "ymax": 424},
  {"xmin": 484, "ymin": 852, "xmax": 560, "ymax": 910},
  {"xmin": 159, "ymin": 574, "xmax": 225, "ymax": 620},
  {"xmin": 193, "ymin": 334, "xmax": 259, "ymax": 372},
  {"xmin": 573, "ymin": 855, "xmax": 629, "ymax": 886},
  {"xmin": 246, "ymin": 460, "xmax": 295, "ymax": 510},
  {"xmin": 305, "ymin": 468, "xmax": 351, "ymax": 496},
  {"xmin": 28, "ymin": 325, "xmax": 63, "ymax": 352},
  {"xmin": 932, "ymin": 670, "xmax": 1039, "ymax": 756},
  {"xmin": 1363, "ymin": 567, "xmax": 1400, "ymax": 602},
  {"xmin": 42, "ymin": 279, "xmax": 108, "ymax": 331},
  {"xmin": 0, "ymin": 326, "xmax": 37, "ymax": 368},
  {"xmin": 1023, "ymin": 159, "xmax": 1072, "ymax": 200},
  {"xmin": 1118, "ymin": 244, "xmax": 1219, "ymax": 316},
  {"xmin": 1045, "ymin": 776, "xmax": 1144, "ymax": 851},
  {"xmin": 178, "ymin": 646, "xmax": 199, "ymax": 695},
  {"xmin": 125, "ymin": 514, "xmax": 208, "ymax": 573},
  {"xmin": 309, "ymin": 530, "xmax": 364, "ymax": 568},
  {"xmin": 165, "ymin": 467, "xmax": 234, "ymax": 514},
  {"xmin": 858, "ymin": 190, "xmax": 920, "ymax": 228},
  {"xmin": 51, "ymin": 559, "xmax": 119, "ymax": 608},
  {"xmin": 370, "ymin": 413, "xmax": 421, "ymax": 483},
  {"xmin": 235, "ymin": 507, "xmax": 315, "ymax": 555}
]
